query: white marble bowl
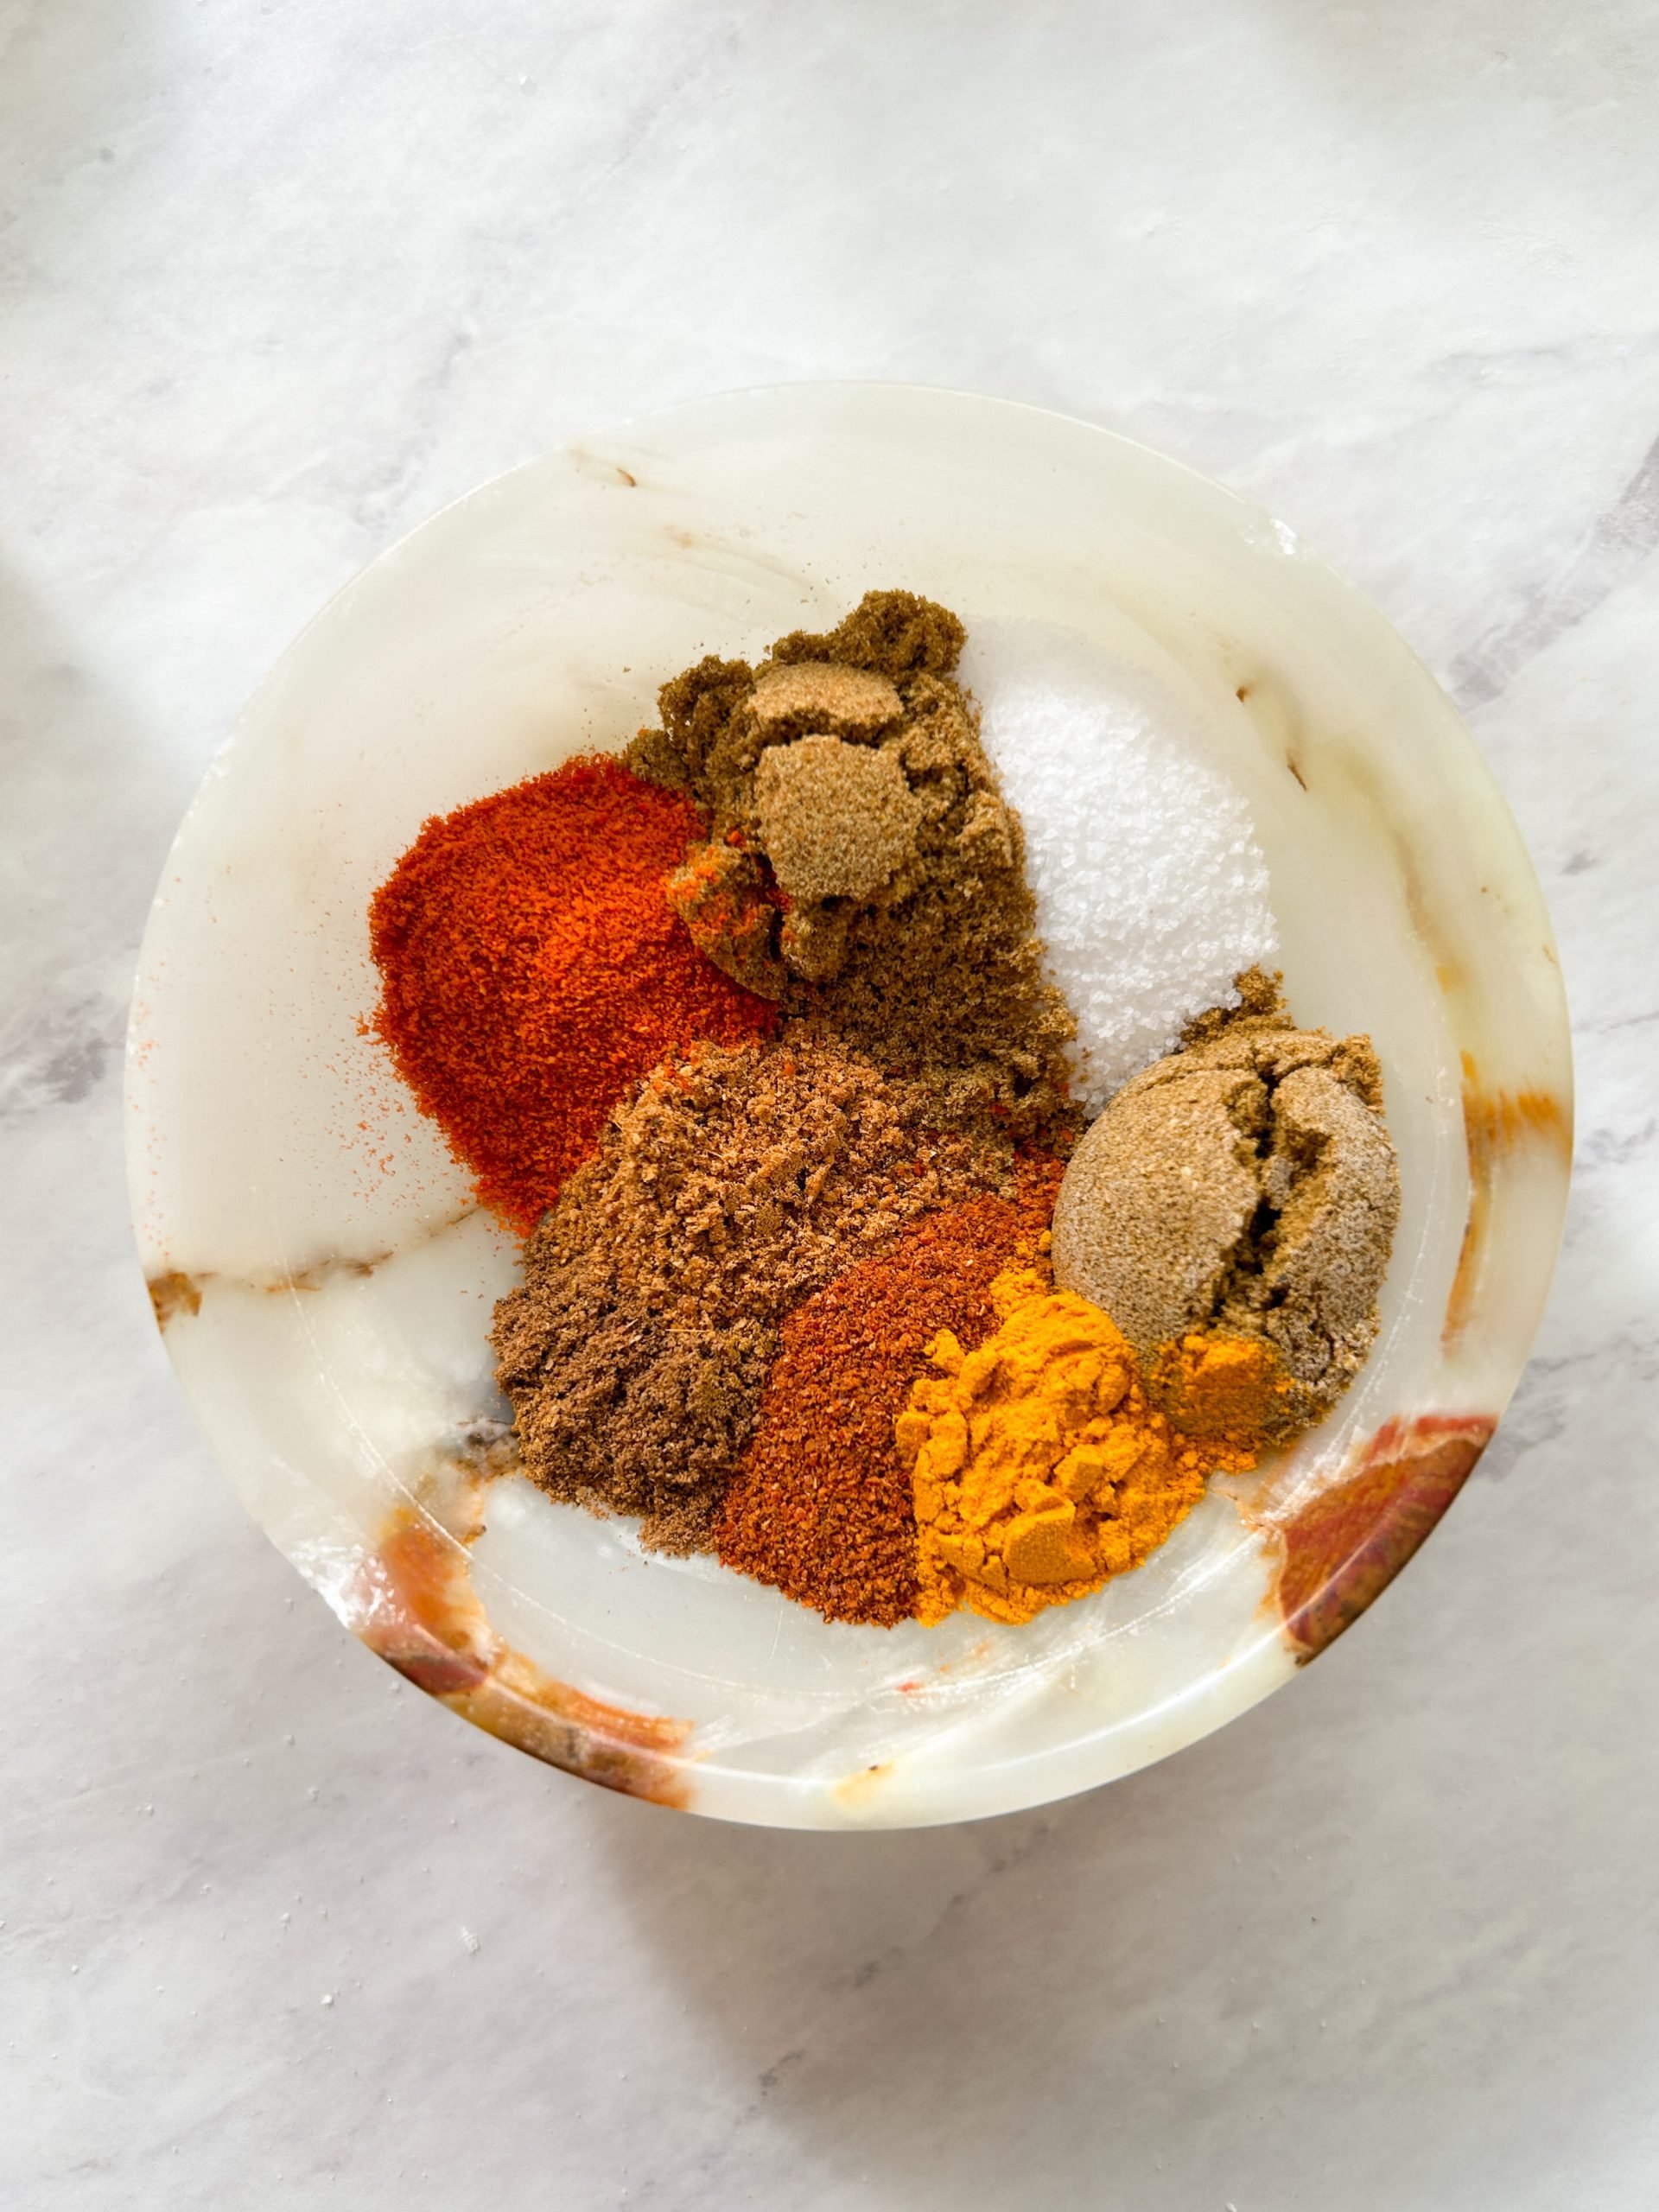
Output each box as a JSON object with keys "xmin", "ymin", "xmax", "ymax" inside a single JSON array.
[{"xmin": 127, "ymin": 385, "xmax": 1572, "ymax": 1828}]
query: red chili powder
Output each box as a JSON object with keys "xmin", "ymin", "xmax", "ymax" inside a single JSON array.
[
  {"xmin": 369, "ymin": 757, "xmax": 774, "ymax": 1232},
  {"xmin": 715, "ymin": 1160, "xmax": 1065, "ymax": 1626}
]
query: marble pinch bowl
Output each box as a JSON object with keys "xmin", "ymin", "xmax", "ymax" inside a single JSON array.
[{"xmin": 127, "ymin": 384, "xmax": 1572, "ymax": 1830}]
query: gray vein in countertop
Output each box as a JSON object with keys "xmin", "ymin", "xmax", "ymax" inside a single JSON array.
[{"xmin": 1451, "ymin": 426, "xmax": 1659, "ymax": 707}]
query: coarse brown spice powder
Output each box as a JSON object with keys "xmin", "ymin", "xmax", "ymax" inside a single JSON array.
[{"xmin": 492, "ymin": 1033, "xmax": 1015, "ymax": 1551}]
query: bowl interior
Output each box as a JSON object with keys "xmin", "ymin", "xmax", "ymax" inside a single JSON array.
[{"xmin": 128, "ymin": 385, "xmax": 1571, "ymax": 1827}]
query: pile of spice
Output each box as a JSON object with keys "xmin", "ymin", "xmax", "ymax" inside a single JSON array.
[
  {"xmin": 365, "ymin": 589, "xmax": 1402, "ymax": 1635},
  {"xmin": 492, "ymin": 1032, "xmax": 1012, "ymax": 1551},
  {"xmin": 714, "ymin": 1161, "xmax": 1064, "ymax": 1624},
  {"xmin": 960, "ymin": 620, "xmax": 1280, "ymax": 1112},
  {"xmin": 628, "ymin": 590, "xmax": 1078, "ymax": 1147},
  {"xmin": 901, "ymin": 1261, "xmax": 1285, "ymax": 1627},
  {"xmin": 370, "ymin": 758, "xmax": 774, "ymax": 1230},
  {"xmin": 1050, "ymin": 969, "xmax": 1401, "ymax": 1431}
]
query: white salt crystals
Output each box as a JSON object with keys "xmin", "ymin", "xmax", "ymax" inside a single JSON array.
[{"xmin": 961, "ymin": 621, "xmax": 1278, "ymax": 1116}]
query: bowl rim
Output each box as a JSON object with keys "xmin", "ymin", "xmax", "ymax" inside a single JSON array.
[{"xmin": 127, "ymin": 379, "xmax": 1574, "ymax": 1827}]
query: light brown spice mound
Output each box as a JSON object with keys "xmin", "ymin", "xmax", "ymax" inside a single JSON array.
[
  {"xmin": 491, "ymin": 1031, "xmax": 1014, "ymax": 1552},
  {"xmin": 1050, "ymin": 972, "xmax": 1400, "ymax": 1429}
]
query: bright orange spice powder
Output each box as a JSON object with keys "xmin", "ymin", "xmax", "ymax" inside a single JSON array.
[{"xmin": 369, "ymin": 756, "xmax": 774, "ymax": 1232}]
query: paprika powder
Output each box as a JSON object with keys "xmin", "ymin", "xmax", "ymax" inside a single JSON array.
[{"xmin": 370, "ymin": 756, "xmax": 774, "ymax": 1232}]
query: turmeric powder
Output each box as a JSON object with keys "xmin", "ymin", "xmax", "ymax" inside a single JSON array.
[{"xmin": 897, "ymin": 1260, "xmax": 1287, "ymax": 1627}]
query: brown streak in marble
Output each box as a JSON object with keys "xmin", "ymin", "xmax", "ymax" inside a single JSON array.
[
  {"xmin": 1229, "ymin": 670, "xmax": 1312, "ymax": 793},
  {"xmin": 147, "ymin": 1206, "xmax": 486, "ymax": 1319},
  {"xmin": 1444, "ymin": 1056, "xmax": 1572, "ymax": 1344},
  {"xmin": 566, "ymin": 444, "xmax": 641, "ymax": 493},
  {"xmin": 1301, "ymin": 745, "xmax": 1468, "ymax": 1020},
  {"xmin": 1390, "ymin": 823, "xmax": 1442, "ymax": 966},
  {"xmin": 1275, "ymin": 1413, "xmax": 1496, "ymax": 1662},
  {"xmin": 147, "ymin": 1268, "xmax": 207, "ymax": 1328},
  {"xmin": 263, "ymin": 1205, "xmax": 485, "ymax": 1297},
  {"xmin": 357, "ymin": 1507, "xmax": 692, "ymax": 1805},
  {"xmin": 429, "ymin": 1421, "xmax": 521, "ymax": 1540},
  {"xmin": 271, "ymin": 1258, "xmax": 375, "ymax": 1294}
]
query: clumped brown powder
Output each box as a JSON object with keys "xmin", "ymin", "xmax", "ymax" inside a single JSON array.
[
  {"xmin": 1051, "ymin": 971, "xmax": 1400, "ymax": 1432},
  {"xmin": 491, "ymin": 1031, "xmax": 1014, "ymax": 1550},
  {"xmin": 628, "ymin": 590, "xmax": 1079, "ymax": 1147},
  {"xmin": 770, "ymin": 591, "xmax": 968, "ymax": 680},
  {"xmin": 753, "ymin": 735, "xmax": 924, "ymax": 903}
]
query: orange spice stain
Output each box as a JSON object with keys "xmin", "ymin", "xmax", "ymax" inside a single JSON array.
[
  {"xmin": 147, "ymin": 1269, "xmax": 206, "ymax": 1327},
  {"xmin": 359, "ymin": 1508, "xmax": 693, "ymax": 1804},
  {"xmin": 833, "ymin": 1760, "xmax": 895, "ymax": 1811},
  {"xmin": 1459, "ymin": 1058, "xmax": 1572, "ymax": 1154},
  {"xmin": 1275, "ymin": 1412, "xmax": 1496, "ymax": 1662},
  {"xmin": 1445, "ymin": 1055, "xmax": 1572, "ymax": 1343}
]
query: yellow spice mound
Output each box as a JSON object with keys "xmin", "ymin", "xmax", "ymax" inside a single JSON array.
[{"xmin": 896, "ymin": 1267, "xmax": 1272, "ymax": 1627}]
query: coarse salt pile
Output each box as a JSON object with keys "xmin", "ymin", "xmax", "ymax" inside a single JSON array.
[{"xmin": 960, "ymin": 621, "xmax": 1279, "ymax": 1115}]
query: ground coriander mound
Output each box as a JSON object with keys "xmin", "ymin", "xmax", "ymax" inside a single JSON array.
[
  {"xmin": 629, "ymin": 589, "xmax": 1079, "ymax": 1147},
  {"xmin": 1050, "ymin": 969, "xmax": 1400, "ymax": 1430},
  {"xmin": 491, "ymin": 1032, "xmax": 1014, "ymax": 1552}
]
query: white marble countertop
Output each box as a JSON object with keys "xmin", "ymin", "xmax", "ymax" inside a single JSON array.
[{"xmin": 3, "ymin": 3, "xmax": 1656, "ymax": 2204}]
